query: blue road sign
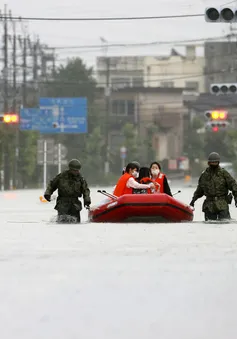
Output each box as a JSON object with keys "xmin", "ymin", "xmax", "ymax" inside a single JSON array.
[
  {"xmin": 20, "ymin": 108, "xmax": 54, "ymax": 131},
  {"xmin": 19, "ymin": 97, "xmax": 88, "ymax": 134},
  {"xmin": 39, "ymin": 97, "xmax": 87, "ymax": 134}
]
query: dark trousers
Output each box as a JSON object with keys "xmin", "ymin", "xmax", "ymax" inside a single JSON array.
[
  {"xmin": 204, "ymin": 209, "xmax": 230, "ymax": 221},
  {"xmin": 57, "ymin": 205, "xmax": 81, "ymax": 223}
]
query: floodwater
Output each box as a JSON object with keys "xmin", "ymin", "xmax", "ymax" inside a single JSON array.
[{"xmin": 0, "ymin": 184, "xmax": 237, "ymax": 339}]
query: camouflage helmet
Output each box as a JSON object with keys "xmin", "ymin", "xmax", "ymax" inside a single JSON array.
[
  {"xmin": 68, "ymin": 159, "xmax": 81, "ymax": 170},
  {"xmin": 131, "ymin": 161, "xmax": 140, "ymax": 168},
  {"xmin": 208, "ymin": 152, "xmax": 220, "ymax": 162}
]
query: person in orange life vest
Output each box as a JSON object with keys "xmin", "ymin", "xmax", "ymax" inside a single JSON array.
[
  {"xmin": 133, "ymin": 167, "xmax": 160, "ymax": 194},
  {"xmin": 150, "ymin": 161, "xmax": 172, "ymax": 196},
  {"xmin": 113, "ymin": 161, "xmax": 141, "ymax": 194},
  {"xmin": 114, "ymin": 163, "xmax": 155, "ymax": 197}
]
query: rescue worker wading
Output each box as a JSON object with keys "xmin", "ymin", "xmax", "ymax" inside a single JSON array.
[
  {"xmin": 190, "ymin": 152, "xmax": 237, "ymax": 221},
  {"xmin": 44, "ymin": 159, "xmax": 91, "ymax": 223}
]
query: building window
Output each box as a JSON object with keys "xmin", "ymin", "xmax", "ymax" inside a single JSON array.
[
  {"xmin": 112, "ymin": 100, "xmax": 126, "ymax": 115},
  {"xmin": 112, "ymin": 100, "xmax": 135, "ymax": 116},
  {"xmin": 127, "ymin": 100, "xmax": 135, "ymax": 116},
  {"xmin": 160, "ymin": 81, "xmax": 174, "ymax": 88},
  {"xmin": 185, "ymin": 81, "xmax": 199, "ymax": 91},
  {"xmin": 111, "ymin": 77, "xmax": 130, "ymax": 88},
  {"xmin": 132, "ymin": 77, "xmax": 143, "ymax": 87}
]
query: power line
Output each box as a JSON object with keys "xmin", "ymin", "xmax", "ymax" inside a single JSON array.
[
  {"xmin": 221, "ymin": 1, "xmax": 237, "ymax": 5},
  {"xmin": 50, "ymin": 36, "xmax": 226, "ymax": 50},
  {"xmin": 5, "ymin": 13, "xmax": 203, "ymax": 22}
]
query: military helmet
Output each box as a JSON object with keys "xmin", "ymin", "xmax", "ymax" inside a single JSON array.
[
  {"xmin": 208, "ymin": 152, "xmax": 220, "ymax": 162},
  {"xmin": 68, "ymin": 159, "xmax": 81, "ymax": 170},
  {"xmin": 131, "ymin": 161, "xmax": 140, "ymax": 168}
]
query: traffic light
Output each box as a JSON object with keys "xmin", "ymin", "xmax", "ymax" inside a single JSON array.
[
  {"xmin": 205, "ymin": 7, "xmax": 236, "ymax": 22},
  {"xmin": 204, "ymin": 110, "xmax": 228, "ymax": 120},
  {"xmin": 0, "ymin": 113, "xmax": 19, "ymax": 124},
  {"xmin": 210, "ymin": 83, "xmax": 237, "ymax": 94},
  {"xmin": 204, "ymin": 109, "xmax": 230, "ymax": 131},
  {"xmin": 205, "ymin": 120, "xmax": 230, "ymax": 131}
]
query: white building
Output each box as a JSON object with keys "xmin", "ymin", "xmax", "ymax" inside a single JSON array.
[
  {"xmin": 96, "ymin": 45, "xmax": 205, "ymax": 93},
  {"xmin": 143, "ymin": 45, "xmax": 205, "ymax": 92},
  {"xmin": 96, "ymin": 56, "xmax": 144, "ymax": 89}
]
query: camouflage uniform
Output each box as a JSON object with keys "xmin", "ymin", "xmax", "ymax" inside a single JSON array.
[
  {"xmin": 44, "ymin": 159, "xmax": 91, "ymax": 223},
  {"xmin": 191, "ymin": 166, "xmax": 237, "ymax": 221}
]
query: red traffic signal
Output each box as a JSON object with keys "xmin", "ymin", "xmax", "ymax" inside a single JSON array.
[{"xmin": 205, "ymin": 120, "xmax": 230, "ymax": 131}]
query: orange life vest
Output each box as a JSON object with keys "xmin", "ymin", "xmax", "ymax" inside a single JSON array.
[
  {"xmin": 140, "ymin": 177, "xmax": 160, "ymax": 194},
  {"xmin": 153, "ymin": 173, "xmax": 165, "ymax": 193},
  {"xmin": 113, "ymin": 173, "xmax": 133, "ymax": 197}
]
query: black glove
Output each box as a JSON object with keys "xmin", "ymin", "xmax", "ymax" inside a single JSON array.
[
  {"xmin": 44, "ymin": 194, "xmax": 51, "ymax": 202},
  {"xmin": 235, "ymin": 201, "xmax": 237, "ymax": 208},
  {"xmin": 189, "ymin": 200, "xmax": 195, "ymax": 207},
  {"xmin": 84, "ymin": 201, "xmax": 91, "ymax": 209}
]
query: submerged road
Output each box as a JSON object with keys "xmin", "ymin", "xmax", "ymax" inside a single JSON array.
[{"xmin": 0, "ymin": 186, "xmax": 237, "ymax": 339}]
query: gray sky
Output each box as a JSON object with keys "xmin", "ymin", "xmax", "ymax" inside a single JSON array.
[{"xmin": 0, "ymin": 0, "xmax": 235, "ymax": 67}]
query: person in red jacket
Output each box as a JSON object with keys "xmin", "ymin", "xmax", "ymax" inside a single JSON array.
[
  {"xmin": 150, "ymin": 161, "xmax": 172, "ymax": 196},
  {"xmin": 114, "ymin": 163, "xmax": 154, "ymax": 197}
]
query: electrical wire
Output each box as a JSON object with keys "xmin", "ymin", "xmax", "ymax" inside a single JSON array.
[
  {"xmin": 49, "ymin": 36, "xmax": 226, "ymax": 50},
  {"xmin": 5, "ymin": 13, "xmax": 203, "ymax": 22}
]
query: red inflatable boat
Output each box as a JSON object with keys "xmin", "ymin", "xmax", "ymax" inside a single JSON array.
[{"xmin": 89, "ymin": 190, "xmax": 193, "ymax": 223}]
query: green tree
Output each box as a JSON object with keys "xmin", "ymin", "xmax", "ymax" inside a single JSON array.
[
  {"xmin": 45, "ymin": 58, "xmax": 96, "ymax": 101},
  {"xmin": 81, "ymin": 126, "xmax": 105, "ymax": 183},
  {"xmin": 43, "ymin": 57, "xmax": 105, "ymax": 181},
  {"xmin": 204, "ymin": 129, "xmax": 235, "ymax": 162},
  {"xmin": 18, "ymin": 131, "xmax": 38, "ymax": 188},
  {"xmin": 122, "ymin": 123, "xmax": 139, "ymax": 161},
  {"xmin": 143, "ymin": 124, "xmax": 159, "ymax": 164},
  {"xmin": 223, "ymin": 129, "xmax": 237, "ymax": 173},
  {"xmin": 183, "ymin": 117, "xmax": 205, "ymax": 175}
]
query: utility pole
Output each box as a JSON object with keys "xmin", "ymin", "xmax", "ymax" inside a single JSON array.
[
  {"xmin": 3, "ymin": 4, "xmax": 10, "ymax": 190},
  {"xmin": 12, "ymin": 20, "xmax": 18, "ymax": 189},
  {"xmin": 22, "ymin": 36, "xmax": 27, "ymax": 106},
  {"xmin": 12, "ymin": 21, "xmax": 16, "ymax": 111},
  {"xmin": 33, "ymin": 39, "xmax": 39, "ymax": 81},
  {"xmin": 104, "ymin": 56, "xmax": 110, "ymax": 175}
]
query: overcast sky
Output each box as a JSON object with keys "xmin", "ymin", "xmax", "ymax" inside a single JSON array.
[{"xmin": 0, "ymin": 0, "xmax": 235, "ymax": 67}]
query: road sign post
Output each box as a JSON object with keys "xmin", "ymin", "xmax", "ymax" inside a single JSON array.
[
  {"xmin": 43, "ymin": 140, "xmax": 47, "ymax": 191},
  {"xmin": 37, "ymin": 139, "xmax": 55, "ymax": 165},
  {"xmin": 120, "ymin": 146, "xmax": 127, "ymax": 171},
  {"xmin": 58, "ymin": 143, "xmax": 62, "ymax": 173},
  {"xmin": 54, "ymin": 144, "xmax": 67, "ymax": 172},
  {"xmin": 37, "ymin": 139, "xmax": 54, "ymax": 190}
]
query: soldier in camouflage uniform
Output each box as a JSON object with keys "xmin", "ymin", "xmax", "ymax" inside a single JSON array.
[
  {"xmin": 190, "ymin": 152, "xmax": 237, "ymax": 221},
  {"xmin": 44, "ymin": 159, "xmax": 91, "ymax": 223}
]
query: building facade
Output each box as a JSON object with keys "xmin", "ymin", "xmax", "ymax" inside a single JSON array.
[
  {"xmin": 96, "ymin": 86, "xmax": 189, "ymax": 163},
  {"xmin": 143, "ymin": 46, "xmax": 205, "ymax": 92},
  {"xmin": 96, "ymin": 56, "xmax": 144, "ymax": 89},
  {"xmin": 96, "ymin": 45, "xmax": 205, "ymax": 93}
]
